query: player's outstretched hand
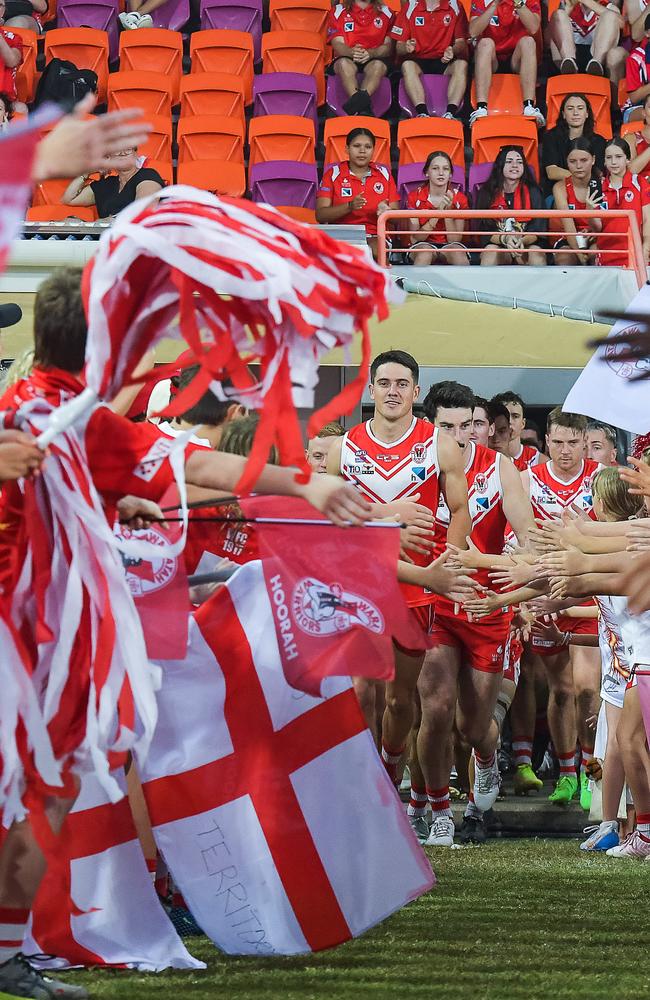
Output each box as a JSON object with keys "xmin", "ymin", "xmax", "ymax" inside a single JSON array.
[
  {"xmin": 0, "ymin": 430, "xmax": 45, "ymax": 482},
  {"xmin": 303, "ymin": 474, "xmax": 372, "ymax": 526},
  {"xmin": 619, "ymin": 456, "xmax": 650, "ymax": 497}
]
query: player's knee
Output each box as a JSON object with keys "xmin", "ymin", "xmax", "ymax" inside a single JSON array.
[
  {"xmin": 550, "ymin": 685, "xmax": 572, "ymax": 711},
  {"xmin": 385, "ymin": 688, "xmax": 412, "ymax": 719}
]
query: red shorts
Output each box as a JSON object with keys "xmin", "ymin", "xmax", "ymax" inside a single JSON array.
[
  {"xmin": 429, "ymin": 606, "xmax": 511, "ymax": 673},
  {"xmin": 394, "ymin": 602, "xmax": 434, "ymax": 657},
  {"xmin": 532, "ymin": 611, "xmax": 598, "ymax": 656}
]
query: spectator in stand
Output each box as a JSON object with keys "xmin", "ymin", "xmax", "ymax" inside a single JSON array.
[
  {"xmin": 547, "ymin": 0, "xmax": 626, "ymax": 82},
  {"xmin": 391, "ymin": 0, "xmax": 468, "ymax": 120},
  {"xmin": 541, "ymin": 93, "xmax": 606, "ymax": 191},
  {"xmin": 470, "ymin": 395, "xmax": 494, "ymax": 447},
  {"xmin": 0, "ymin": 90, "xmax": 13, "ymax": 130},
  {"xmin": 406, "ymin": 150, "xmax": 469, "ymax": 265},
  {"xmin": 4, "ymin": 0, "xmax": 46, "ymax": 32},
  {"xmin": 0, "ymin": 2, "xmax": 23, "ymax": 115},
  {"xmin": 627, "ymin": 93, "xmax": 650, "ymax": 180},
  {"xmin": 306, "ymin": 422, "xmax": 345, "ymax": 473},
  {"xmin": 316, "ymin": 127, "xmax": 399, "ymax": 260},
  {"xmin": 624, "ymin": 15, "xmax": 650, "ymax": 120},
  {"xmin": 627, "ymin": 0, "xmax": 650, "ymax": 41},
  {"xmin": 599, "ymin": 136, "xmax": 650, "ymax": 265},
  {"xmin": 586, "ymin": 419, "xmax": 618, "ymax": 464},
  {"xmin": 61, "ymin": 146, "xmax": 165, "ymax": 219},
  {"xmin": 476, "ymin": 145, "xmax": 546, "ymax": 266},
  {"xmin": 468, "ymin": 0, "xmax": 545, "ymax": 127},
  {"xmin": 552, "ymin": 137, "xmax": 603, "ymax": 265},
  {"xmin": 327, "ymin": 0, "xmax": 394, "ymax": 116},
  {"xmin": 119, "ymin": 0, "xmax": 171, "ymax": 29}
]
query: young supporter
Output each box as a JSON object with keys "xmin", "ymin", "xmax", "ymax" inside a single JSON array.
[
  {"xmin": 3, "ymin": 0, "xmax": 45, "ymax": 31},
  {"xmin": 406, "ymin": 150, "xmax": 469, "ymax": 265},
  {"xmin": 476, "ymin": 146, "xmax": 547, "ymax": 266},
  {"xmin": 306, "ymin": 421, "xmax": 345, "ymax": 474},
  {"xmin": 625, "ymin": 14, "xmax": 650, "ymax": 117},
  {"xmin": 316, "ymin": 127, "xmax": 399, "ymax": 261},
  {"xmin": 118, "ymin": 0, "xmax": 170, "ymax": 28},
  {"xmin": 62, "ymin": 146, "xmax": 166, "ymax": 220},
  {"xmin": 391, "ymin": 0, "xmax": 468, "ymax": 119},
  {"xmin": 470, "ymin": 395, "xmax": 494, "ymax": 447},
  {"xmin": 468, "ymin": 0, "xmax": 545, "ymax": 126},
  {"xmin": 541, "ymin": 93, "xmax": 607, "ymax": 194},
  {"xmin": 0, "ymin": 2, "xmax": 23, "ymax": 114},
  {"xmin": 327, "ymin": 0, "xmax": 394, "ymax": 116},
  {"xmin": 157, "ymin": 363, "xmax": 245, "ymax": 449},
  {"xmin": 586, "ymin": 420, "xmax": 618, "ymax": 465},
  {"xmin": 546, "ymin": 0, "xmax": 626, "ymax": 81},
  {"xmin": 551, "ymin": 138, "xmax": 603, "ymax": 266},
  {"xmin": 491, "ymin": 390, "xmax": 542, "ymax": 469},
  {"xmin": 627, "ymin": 0, "xmax": 650, "ymax": 41},
  {"xmin": 627, "ymin": 93, "xmax": 650, "ymax": 181},
  {"xmin": 599, "ymin": 137, "xmax": 650, "ymax": 266}
]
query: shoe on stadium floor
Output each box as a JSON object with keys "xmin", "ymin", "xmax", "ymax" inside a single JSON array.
[
  {"xmin": 425, "ymin": 815, "xmax": 455, "ymax": 847},
  {"xmin": 523, "ymin": 103, "xmax": 545, "ymax": 126},
  {"xmin": 469, "ymin": 106, "xmax": 488, "ymax": 125},
  {"xmin": 136, "ymin": 13, "xmax": 153, "ymax": 26},
  {"xmin": 586, "ymin": 58, "xmax": 604, "ymax": 75},
  {"xmin": 606, "ymin": 831, "xmax": 650, "ymax": 859},
  {"xmin": 0, "ymin": 954, "xmax": 88, "ymax": 999},
  {"xmin": 548, "ymin": 774, "xmax": 578, "ymax": 806},
  {"xmin": 408, "ymin": 813, "xmax": 430, "ymax": 845},
  {"xmin": 118, "ymin": 10, "xmax": 140, "ymax": 27},
  {"xmin": 579, "ymin": 772, "xmax": 592, "ymax": 811},
  {"xmin": 457, "ymin": 815, "xmax": 486, "ymax": 845},
  {"xmin": 513, "ymin": 763, "xmax": 543, "ymax": 796},
  {"xmin": 560, "ymin": 57, "xmax": 578, "ymax": 73},
  {"xmin": 580, "ymin": 821, "xmax": 619, "ymax": 852},
  {"xmin": 473, "ymin": 755, "xmax": 500, "ymax": 812}
]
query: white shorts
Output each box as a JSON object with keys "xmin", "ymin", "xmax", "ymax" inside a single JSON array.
[{"xmin": 600, "ymin": 670, "xmax": 627, "ymax": 709}]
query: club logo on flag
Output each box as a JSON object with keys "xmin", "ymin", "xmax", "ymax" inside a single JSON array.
[
  {"xmin": 121, "ymin": 526, "xmax": 178, "ymax": 596},
  {"xmin": 292, "ymin": 577, "xmax": 384, "ymax": 637},
  {"xmin": 604, "ymin": 330, "xmax": 650, "ymax": 379},
  {"xmin": 411, "ymin": 442, "xmax": 427, "ymax": 463},
  {"xmin": 474, "ymin": 473, "xmax": 488, "ymax": 494}
]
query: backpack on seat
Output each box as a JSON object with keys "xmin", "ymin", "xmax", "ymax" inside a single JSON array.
[{"xmin": 34, "ymin": 57, "xmax": 98, "ymax": 109}]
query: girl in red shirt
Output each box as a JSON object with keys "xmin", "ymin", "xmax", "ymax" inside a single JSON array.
[
  {"xmin": 407, "ymin": 150, "xmax": 469, "ymax": 264},
  {"xmin": 328, "ymin": 0, "xmax": 394, "ymax": 116},
  {"xmin": 475, "ymin": 144, "xmax": 546, "ymax": 265},
  {"xmin": 552, "ymin": 137, "xmax": 603, "ymax": 266},
  {"xmin": 599, "ymin": 136, "xmax": 650, "ymax": 267},
  {"xmin": 627, "ymin": 93, "xmax": 650, "ymax": 183}
]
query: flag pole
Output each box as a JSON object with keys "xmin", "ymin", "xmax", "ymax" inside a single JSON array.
[{"xmin": 124, "ymin": 516, "xmax": 404, "ymax": 527}]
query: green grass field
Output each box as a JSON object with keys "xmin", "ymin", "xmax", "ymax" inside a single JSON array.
[{"xmin": 61, "ymin": 840, "xmax": 650, "ymax": 1000}]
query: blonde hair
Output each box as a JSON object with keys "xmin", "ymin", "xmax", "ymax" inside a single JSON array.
[
  {"xmin": 592, "ymin": 467, "xmax": 644, "ymax": 521},
  {"xmin": 219, "ymin": 414, "xmax": 278, "ymax": 464},
  {"xmin": 2, "ymin": 348, "xmax": 34, "ymax": 389},
  {"xmin": 314, "ymin": 421, "xmax": 345, "ymax": 439}
]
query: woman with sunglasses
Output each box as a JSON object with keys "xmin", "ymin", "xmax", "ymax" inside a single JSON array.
[
  {"xmin": 598, "ymin": 136, "xmax": 650, "ymax": 267},
  {"xmin": 552, "ymin": 137, "xmax": 603, "ymax": 266},
  {"xmin": 475, "ymin": 145, "xmax": 546, "ymax": 266},
  {"xmin": 61, "ymin": 146, "xmax": 165, "ymax": 219},
  {"xmin": 541, "ymin": 92, "xmax": 606, "ymax": 193},
  {"xmin": 406, "ymin": 150, "xmax": 469, "ymax": 265}
]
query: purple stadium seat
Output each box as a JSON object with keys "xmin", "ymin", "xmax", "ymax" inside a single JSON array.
[
  {"xmin": 397, "ymin": 161, "xmax": 465, "ymax": 206},
  {"xmin": 249, "ymin": 160, "xmax": 318, "ymax": 208},
  {"xmin": 253, "ymin": 72, "xmax": 318, "ymax": 128},
  {"xmin": 150, "ymin": 0, "xmax": 190, "ymax": 30},
  {"xmin": 326, "ymin": 74, "xmax": 392, "ymax": 118},
  {"xmin": 56, "ymin": 0, "xmax": 119, "ymax": 60},
  {"xmin": 398, "ymin": 75, "xmax": 450, "ymax": 118},
  {"xmin": 468, "ymin": 161, "xmax": 493, "ymax": 205},
  {"xmin": 200, "ymin": 0, "xmax": 262, "ymax": 60}
]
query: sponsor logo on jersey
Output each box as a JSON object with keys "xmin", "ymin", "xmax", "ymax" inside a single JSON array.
[
  {"xmin": 474, "ymin": 472, "xmax": 488, "ymax": 494},
  {"xmin": 341, "ymin": 186, "xmax": 353, "ymax": 197},
  {"xmin": 376, "ymin": 453, "xmax": 401, "ymax": 461},
  {"xmin": 412, "ymin": 466, "xmax": 426, "ymax": 482},
  {"xmin": 292, "ymin": 577, "xmax": 384, "ymax": 636},
  {"xmin": 392, "ymin": 24, "xmax": 403, "ymax": 32},
  {"xmin": 344, "ymin": 20, "xmax": 354, "ymax": 29},
  {"xmin": 411, "ymin": 442, "xmax": 427, "ymax": 463},
  {"xmin": 489, "ymin": 14, "xmax": 499, "ymax": 23},
  {"xmin": 374, "ymin": 15, "xmax": 384, "ymax": 25},
  {"xmin": 346, "ymin": 462, "xmax": 374, "ymax": 475},
  {"xmin": 583, "ymin": 494, "xmax": 592, "ymax": 510},
  {"xmin": 373, "ymin": 181, "xmax": 385, "ymax": 194},
  {"xmin": 415, "ymin": 14, "xmax": 425, "ymax": 24},
  {"xmin": 475, "ymin": 496, "xmax": 489, "ymax": 512}
]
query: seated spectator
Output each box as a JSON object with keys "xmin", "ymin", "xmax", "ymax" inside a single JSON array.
[
  {"xmin": 391, "ymin": 0, "xmax": 468, "ymax": 119},
  {"xmin": 552, "ymin": 138, "xmax": 603, "ymax": 265},
  {"xmin": 327, "ymin": 0, "xmax": 394, "ymax": 116},
  {"xmin": 541, "ymin": 93, "xmax": 606, "ymax": 190},
  {"xmin": 0, "ymin": 89, "xmax": 13, "ymax": 131},
  {"xmin": 0, "ymin": 10, "xmax": 24, "ymax": 115},
  {"xmin": 406, "ymin": 150, "xmax": 469, "ymax": 264},
  {"xmin": 627, "ymin": 93, "xmax": 650, "ymax": 179},
  {"xmin": 61, "ymin": 148, "xmax": 165, "ymax": 220},
  {"xmin": 4, "ymin": 0, "xmax": 46, "ymax": 32},
  {"xmin": 468, "ymin": 0, "xmax": 545, "ymax": 126},
  {"xmin": 624, "ymin": 14, "xmax": 650, "ymax": 120},
  {"xmin": 627, "ymin": 0, "xmax": 649, "ymax": 42},
  {"xmin": 547, "ymin": 0, "xmax": 626, "ymax": 82},
  {"xmin": 316, "ymin": 127, "xmax": 399, "ymax": 260},
  {"xmin": 599, "ymin": 136, "xmax": 650, "ymax": 265},
  {"xmin": 476, "ymin": 145, "xmax": 546, "ymax": 265},
  {"xmin": 119, "ymin": 0, "xmax": 171, "ymax": 29}
]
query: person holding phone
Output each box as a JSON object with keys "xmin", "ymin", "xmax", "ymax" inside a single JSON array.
[
  {"xmin": 599, "ymin": 136, "xmax": 650, "ymax": 266},
  {"xmin": 406, "ymin": 150, "xmax": 470, "ymax": 264},
  {"xmin": 552, "ymin": 137, "xmax": 603, "ymax": 265}
]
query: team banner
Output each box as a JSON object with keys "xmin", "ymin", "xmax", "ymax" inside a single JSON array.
[{"xmin": 139, "ymin": 561, "xmax": 434, "ymax": 955}]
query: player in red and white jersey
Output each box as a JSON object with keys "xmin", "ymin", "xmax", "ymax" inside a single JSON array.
[
  {"xmin": 328, "ymin": 350, "xmax": 470, "ymax": 770},
  {"xmin": 416, "ymin": 381, "xmax": 535, "ymax": 846},
  {"xmin": 491, "ymin": 389, "xmax": 545, "ymax": 471}
]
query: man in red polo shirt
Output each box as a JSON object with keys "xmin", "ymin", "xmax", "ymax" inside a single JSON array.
[
  {"xmin": 391, "ymin": 0, "xmax": 468, "ymax": 119},
  {"xmin": 328, "ymin": 0, "xmax": 394, "ymax": 115},
  {"xmin": 0, "ymin": 0, "xmax": 22, "ymax": 111},
  {"xmin": 469, "ymin": 0, "xmax": 545, "ymax": 126}
]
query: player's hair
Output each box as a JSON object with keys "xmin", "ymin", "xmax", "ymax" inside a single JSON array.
[
  {"xmin": 492, "ymin": 390, "xmax": 525, "ymax": 411},
  {"xmin": 557, "ymin": 93, "xmax": 595, "ymax": 136},
  {"xmin": 343, "ymin": 0, "xmax": 381, "ymax": 9},
  {"xmin": 472, "ymin": 394, "xmax": 491, "ymax": 416},
  {"xmin": 592, "ymin": 467, "xmax": 643, "ymax": 521},
  {"xmin": 177, "ymin": 364, "xmax": 237, "ymax": 427},
  {"xmin": 546, "ymin": 407, "xmax": 587, "ymax": 434},
  {"xmin": 423, "ymin": 150, "xmax": 453, "ymax": 175},
  {"xmin": 423, "ymin": 380, "xmax": 475, "ymax": 421},
  {"xmin": 313, "ymin": 421, "xmax": 345, "ymax": 438},
  {"xmin": 33, "ymin": 267, "xmax": 87, "ymax": 373},
  {"xmin": 219, "ymin": 414, "xmax": 278, "ymax": 463},
  {"xmin": 488, "ymin": 399, "xmax": 510, "ymax": 424},
  {"xmin": 370, "ymin": 350, "xmax": 419, "ymax": 384},
  {"xmin": 605, "ymin": 136, "xmax": 631, "ymax": 161},
  {"xmin": 586, "ymin": 420, "xmax": 617, "ymax": 448},
  {"xmin": 346, "ymin": 127, "xmax": 376, "ymax": 147}
]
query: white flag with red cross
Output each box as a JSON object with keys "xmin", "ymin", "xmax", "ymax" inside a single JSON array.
[{"xmin": 138, "ymin": 560, "xmax": 434, "ymax": 955}]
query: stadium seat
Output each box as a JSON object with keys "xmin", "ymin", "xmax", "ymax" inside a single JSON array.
[
  {"xmin": 397, "ymin": 117, "xmax": 464, "ymax": 168},
  {"xmin": 26, "ymin": 204, "xmax": 98, "ymax": 222},
  {"xmin": 180, "ymin": 72, "xmax": 245, "ymax": 121},
  {"xmin": 383, "ymin": 0, "xmax": 400, "ymax": 10},
  {"xmin": 144, "ymin": 158, "xmax": 173, "ymax": 184},
  {"xmin": 468, "ymin": 161, "xmax": 494, "ymax": 204},
  {"xmin": 326, "ymin": 75, "xmax": 391, "ymax": 117},
  {"xmin": 470, "ymin": 74, "xmax": 523, "ymax": 116},
  {"xmin": 398, "ymin": 75, "xmax": 449, "ymax": 119},
  {"xmin": 276, "ymin": 205, "xmax": 316, "ymax": 223},
  {"xmin": 177, "ymin": 160, "xmax": 246, "ymax": 196},
  {"xmin": 12, "ymin": 27, "xmax": 38, "ymax": 104},
  {"xmin": 190, "ymin": 30, "xmax": 254, "ymax": 105},
  {"xmin": 546, "ymin": 74, "xmax": 612, "ymax": 139},
  {"xmin": 269, "ymin": 0, "xmax": 329, "ymax": 40},
  {"xmin": 471, "ymin": 115, "xmax": 539, "ymax": 178},
  {"xmin": 249, "ymin": 160, "xmax": 318, "ymax": 207},
  {"xmin": 118, "ymin": 29, "xmax": 183, "ymax": 104},
  {"xmin": 397, "ymin": 161, "xmax": 465, "ymax": 206},
  {"xmin": 262, "ymin": 31, "xmax": 325, "ymax": 106},
  {"xmin": 56, "ymin": 0, "xmax": 119, "ymax": 60},
  {"xmin": 248, "ymin": 115, "xmax": 316, "ymax": 165},
  {"xmin": 148, "ymin": 0, "xmax": 189, "ymax": 30},
  {"xmin": 31, "ymin": 178, "xmax": 76, "ymax": 206},
  {"xmin": 44, "ymin": 28, "xmax": 109, "ymax": 102},
  {"xmin": 253, "ymin": 72, "xmax": 318, "ymax": 127},
  {"xmin": 137, "ymin": 115, "xmax": 173, "ymax": 162},
  {"xmin": 200, "ymin": 0, "xmax": 262, "ymax": 61},
  {"xmin": 177, "ymin": 115, "xmax": 245, "ymax": 163},
  {"xmin": 324, "ymin": 115, "xmax": 391, "ymax": 166},
  {"xmin": 107, "ymin": 70, "xmax": 173, "ymax": 116}
]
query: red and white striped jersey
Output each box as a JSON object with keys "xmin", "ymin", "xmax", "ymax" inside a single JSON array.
[
  {"xmin": 528, "ymin": 459, "xmax": 600, "ymax": 522},
  {"xmin": 340, "ymin": 416, "xmax": 441, "ymax": 606},
  {"xmin": 511, "ymin": 442, "xmax": 540, "ymax": 471}
]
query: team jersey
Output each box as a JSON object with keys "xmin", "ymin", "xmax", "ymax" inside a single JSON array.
[
  {"xmin": 626, "ymin": 42, "xmax": 649, "ymax": 94},
  {"xmin": 569, "ymin": 0, "xmax": 607, "ymax": 37},
  {"xmin": 527, "ymin": 458, "xmax": 600, "ymax": 522},
  {"xmin": 469, "ymin": 0, "xmax": 540, "ymax": 58},
  {"xmin": 317, "ymin": 161, "xmax": 398, "ymax": 235},
  {"xmin": 340, "ymin": 416, "xmax": 441, "ymax": 606},
  {"xmin": 328, "ymin": 1, "xmax": 394, "ymax": 49},
  {"xmin": 511, "ymin": 442, "xmax": 540, "ymax": 471},
  {"xmin": 390, "ymin": 0, "xmax": 467, "ymax": 59},
  {"xmin": 0, "ymin": 28, "xmax": 22, "ymax": 101},
  {"xmin": 406, "ymin": 183, "xmax": 469, "ymax": 243},
  {"xmin": 599, "ymin": 171, "xmax": 650, "ymax": 266}
]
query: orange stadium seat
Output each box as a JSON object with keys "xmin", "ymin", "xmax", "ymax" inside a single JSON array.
[
  {"xmin": 177, "ymin": 160, "xmax": 247, "ymax": 196},
  {"xmin": 269, "ymin": 0, "xmax": 329, "ymax": 40},
  {"xmin": 546, "ymin": 74, "xmax": 612, "ymax": 139},
  {"xmin": 190, "ymin": 30, "xmax": 254, "ymax": 104},
  {"xmin": 276, "ymin": 205, "xmax": 317, "ymax": 222},
  {"xmin": 177, "ymin": 115, "xmax": 245, "ymax": 163},
  {"xmin": 262, "ymin": 31, "xmax": 325, "ymax": 106},
  {"xmin": 470, "ymin": 74, "xmax": 523, "ymax": 116},
  {"xmin": 471, "ymin": 115, "xmax": 539, "ymax": 178},
  {"xmin": 107, "ymin": 70, "xmax": 173, "ymax": 117},
  {"xmin": 324, "ymin": 115, "xmax": 390, "ymax": 166},
  {"xmin": 137, "ymin": 114, "xmax": 173, "ymax": 163},
  {"xmin": 12, "ymin": 27, "xmax": 39, "ymax": 104},
  {"xmin": 44, "ymin": 28, "xmax": 109, "ymax": 102},
  {"xmin": 397, "ymin": 117, "xmax": 464, "ymax": 168},
  {"xmin": 383, "ymin": 0, "xmax": 401, "ymax": 10},
  {"xmin": 26, "ymin": 204, "xmax": 98, "ymax": 221},
  {"xmin": 180, "ymin": 73, "xmax": 246, "ymax": 121},
  {"xmin": 145, "ymin": 158, "xmax": 173, "ymax": 184},
  {"xmin": 621, "ymin": 120, "xmax": 644, "ymax": 139},
  {"xmin": 118, "ymin": 29, "xmax": 183, "ymax": 104},
  {"xmin": 31, "ymin": 178, "xmax": 76, "ymax": 206},
  {"xmin": 249, "ymin": 115, "xmax": 316, "ymax": 165}
]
